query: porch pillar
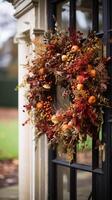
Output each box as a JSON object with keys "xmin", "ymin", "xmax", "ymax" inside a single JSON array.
[
  {"xmin": 13, "ymin": 0, "xmax": 48, "ymax": 199},
  {"xmin": 15, "ymin": 31, "xmax": 35, "ymax": 200}
]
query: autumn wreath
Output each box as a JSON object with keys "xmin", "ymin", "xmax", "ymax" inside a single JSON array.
[{"xmin": 23, "ymin": 30, "xmax": 110, "ymax": 160}]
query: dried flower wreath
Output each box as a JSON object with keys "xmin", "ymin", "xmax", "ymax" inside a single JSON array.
[{"xmin": 23, "ymin": 30, "xmax": 110, "ymax": 160}]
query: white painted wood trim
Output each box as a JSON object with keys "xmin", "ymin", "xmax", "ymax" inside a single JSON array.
[
  {"xmin": 16, "ymin": 29, "xmax": 36, "ymax": 200},
  {"xmin": 14, "ymin": 0, "xmax": 38, "ymax": 18}
]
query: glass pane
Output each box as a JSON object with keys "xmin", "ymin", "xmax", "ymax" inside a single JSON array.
[
  {"xmin": 77, "ymin": 136, "xmax": 92, "ymax": 165},
  {"xmin": 76, "ymin": 0, "xmax": 92, "ymax": 36},
  {"xmin": 56, "ymin": 85, "xmax": 69, "ymax": 110},
  {"xmin": 99, "ymin": 143, "xmax": 105, "ymax": 168},
  {"xmin": 99, "ymin": 127, "xmax": 105, "ymax": 168},
  {"xmin": 99, "ymin": 0, "xmax": 103, "ymax": 32},
  {"xmin": 57, "ymin": 147, "xmax": 67, "ymax": 161},
  {"xmin": 57, "ymin": 0, "xmax": 70, "ymax": 30},
  {"xmin": 77, "ymin": 170, "xmax": 92, "ymax": 200},
  {"xmin": 57, "ymin": 166, "xmax": 70, "ymax": 200}
]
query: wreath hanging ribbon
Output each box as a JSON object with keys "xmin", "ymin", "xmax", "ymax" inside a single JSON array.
[{"xmin": 23, "ymin": 30, "xmax": 110, "ymax": 160}]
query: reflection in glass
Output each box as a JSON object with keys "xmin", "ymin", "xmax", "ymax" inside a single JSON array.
[
  {"xmin": 56, "ymin": 85, "xmax": 69, "ymax": 110},
  {"xmin": 57, "ymin": 1, "xmax": 70, "ymax": 30},
  {"xmin": 56, "ymin": 0, "xmax": 103, "ymax": 33},
  {"xmin": 57, "ymin": 166, "xmax": 70, "ymax": 200},
  {"xmin": 77, "ymin": 170, "xmax": 92, "ymax": 200},
  {"xmin": 57, "ymin": 145, "xmax": 67, "ymax": 161},
  {"xmin": 99, "ymin": 0, "xmax": 103, "ymax": 32},
  {"xmin": 76, "ymin": 0, "xmax": 92, "ymax": 36},
  {"xmin": 77, "ymin": 136, "xmax": 92, "ymax": 165},
  {"xmin": 77, "ymin": 150, "xmax": 92, "ymax": 166},
  {"xmin": 99, "ymin": 126, "xmax": 104, "ymax": 168}
]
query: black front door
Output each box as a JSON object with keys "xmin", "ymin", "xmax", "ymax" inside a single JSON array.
[{"xmin": 47, "ymin": 1, "xmax": 112, "ymax": 199}]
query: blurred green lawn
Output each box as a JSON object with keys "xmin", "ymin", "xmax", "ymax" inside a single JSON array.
[
  {"xmin": 0, "ymin": 119, "xmax": 93, "ymax": 159},
  {"xmin": 0, "ymin": 120, "xmax": 18, "ymax": 160},
  {"xmin": 78, "ymin": 136, "xmax": 92, "ymax": 151}
]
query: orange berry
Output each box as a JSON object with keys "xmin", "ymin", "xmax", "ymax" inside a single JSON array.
[
  {"xmin": 36, "ymin": 101, "xmax": 43, "ymax": 109},
  {"xmin": 76, "ymin": 75, "xmax": 85, "ymax": 84},
  {"xmin": 89, "ymin": 69, "xmax": 96, "ymax": 77},
  {"xmin": 56, "ymin": 113, "xmax": 63, "ymax": 121},
  {"xmin": 71, "ymin": 45, "xmax": 79, "ymax": 52},
  {"xmin": 88, "ymin": 96, "xmax": 96, "ymax": 105}
]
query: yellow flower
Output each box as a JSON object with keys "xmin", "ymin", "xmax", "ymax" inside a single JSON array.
[
  {"xmin": 51, "ymin": 115, "xmax": 59, "ymax": 124},
  {"xmin": 77, "ymin": 83, "xmax": 84, "ymax": 91},
  {"xmin": 43, "ymin": 84, "xmax": 51, "ymax": 89},
  {"xmin": 61, "ymin": 55, "xmax": 67, "ymax": 62}
]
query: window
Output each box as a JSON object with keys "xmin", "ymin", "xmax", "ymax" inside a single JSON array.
[
  {"xmin": 76, "ymin": 0, "xmax": 92, "ymax": 36},
  {"xmin": 48, "ymin": 0, "xmax": 103, "ymax": 34},
  {"xmin": 57, "ymin": 1, "xmax": 70, "ymax": 30}
]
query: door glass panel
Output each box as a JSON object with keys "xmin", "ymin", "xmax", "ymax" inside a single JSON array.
[
  {"xmin": 57, "ymin": 166, "xmax": 70, "ymax": 200},
  {"xmin": 77, "ymin": 170, "xmax": 92, "ymax": 200},
  {"xmin": 57, "ymin": 0, "xmax": 70, "ymax": 30},
  {"xmin": 77, "ymin": 136, "xmax": 92, "ymax": 165},
  {"xmin": 76, "ymin": 0, "xmax": 92, "ymax": 36},
  {"xmin": 98, "ymin": 127, "xmax": 104, "ymax": 168},
  {"xmin": 57, "ymin": 148, "xmax": 67, "ymax": 161},
  {"xmin": 99, "ymin": 0, "xmax": 103, "ymax": 32},
  {"xmin": 99, "ymin": 143, "xmax": 105, "ymax": 168},
  {"xmin": 56, "ymin": 85, "xmax": 69, "ymax": 110}
]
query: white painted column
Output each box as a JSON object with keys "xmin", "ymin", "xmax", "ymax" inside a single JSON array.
[
  {"xmin": 17, "ymin": 29, "xmax": 48, "ymax": 200},
  {"xmin": 14, "ymin": 0, "xmax": 49, "ymax": 199},
  {"xmin": 18, "ymin": 35, "xmax": 35, "ymax": 200},
  {"xmin": 35, "ymin": 135, "xmax": 48, "ymax": 200}
]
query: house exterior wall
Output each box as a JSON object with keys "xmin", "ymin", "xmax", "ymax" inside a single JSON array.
[{"xmin": 13, "ymin": 1, "xmax": 48, "ymax": 199}]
